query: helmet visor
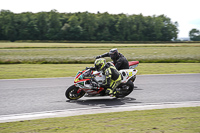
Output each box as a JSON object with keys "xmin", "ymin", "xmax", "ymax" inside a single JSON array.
[
  {"xmin": 109, "ymin": 52, "xmax": 116, "ymax": 60},
  {"xmin": 95, "ymin": 64, "xmax": 102, "ymax": 71}
]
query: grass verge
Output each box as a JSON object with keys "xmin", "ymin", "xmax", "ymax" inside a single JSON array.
[
  {"xmin": 0, "ymin": 63, "xmax": 200, "ymax": 79},
  {"xmin": 0, "ymin": 43, "xmax": 200, "ymax": 64},
  {"xmin": 1, "ymin": 42, "xmax": 200, "ymax": 48},
  {"xmin": 0, "ymin": 106, "xmax": 199, "ymax": 133}
]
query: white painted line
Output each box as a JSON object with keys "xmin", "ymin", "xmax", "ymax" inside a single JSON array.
[{"xmin": 0, "ymin": 101, "xmax": 200, "ymax": 123}]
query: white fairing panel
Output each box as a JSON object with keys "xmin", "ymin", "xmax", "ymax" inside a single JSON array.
[
  {"xmin": 119, "ymin": 69, "xmax": 138, "ymax": 83},
  {"xmin": 93, "ymin": 71, "xmax": 105, "ymax": 84}
]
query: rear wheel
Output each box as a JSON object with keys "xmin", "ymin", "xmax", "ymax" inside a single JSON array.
[
  {"xmin": 116, "ymin": 80, "xmax": 134, "ymax": 98},
  {"xmin": 65, "ymin": 85, "xmax": 85, "ymax": 100}
]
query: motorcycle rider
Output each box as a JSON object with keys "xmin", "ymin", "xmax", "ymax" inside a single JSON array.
[
  {"xmin": 96, "ymin": 48, "xmax": 129, "ymax": 70},
  {"xmin": 89, "ymin": 58, "xmax": 122, "ymax": 97}
]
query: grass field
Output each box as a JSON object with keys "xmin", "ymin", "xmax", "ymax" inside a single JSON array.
[
  {"xmin": 0, "ymin": 42, "xmax": 200, "ymax": 79},
  {"xmin": 0, "ymin": 63, "xmax": 200, "ymax": 79},
  {"xmin": 0, "ymin": 107, "xmax": 200, "ymax": 133},
  {"xmin": 0, "ymin": 43, "xmax": 200, "ymax": 64},
  {"xmin": 1, "ymin": 42, "xmax": 200, "ymax": 48}
]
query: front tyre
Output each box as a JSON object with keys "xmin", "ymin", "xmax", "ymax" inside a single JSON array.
[{"xmin": 65, "ymin": 85, "xmax": 85, "ymax": 100}]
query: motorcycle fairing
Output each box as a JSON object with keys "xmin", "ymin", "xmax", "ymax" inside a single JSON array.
[
  {"xmin": 119, "ymin": 69, "xmax": 138, "ymax": 83},
  {"xmin": 73, "ymin": 69, "xmax": 105, "ymax": 95}
]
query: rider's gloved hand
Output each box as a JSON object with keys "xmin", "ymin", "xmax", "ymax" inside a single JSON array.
[{"xmin": 96, "ymin": 55, "xmax": 101, "ymax": 59}]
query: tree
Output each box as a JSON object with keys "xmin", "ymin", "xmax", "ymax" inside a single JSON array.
[
  {"xmin": 96, "ymin": 12, "xmax": 113, "ymax": 41},
  {"xmin": 132, "ymin": 14, "xmax": 146, "ymax": 41},
  {"xmin": 47, "ymin": 10, "xmax": 62, "ymax": 40},
  {"xmin": 158, "ymin": 15, "xmax": 179, "ymax": 41},
  {"xmin": 60, "ymin": 15, "xmax": 83, "ymax": 40},
  {"xmin": 189, "ymin": 29, "xmax": 200, "ymax": 41},
  {"xmin": 27, "ymin": 20, "xmax": 39, "ymax": 40},
  {"xmin": 0, "ymin": 10, "xmax": 17, "ymax": 41},
  {"xmin": 150, "ymin": 16, "xmax": 163, "ymax": 41},
  {"xmin": 12, "ymin": 12, "xmax": 39, "ymax": 40},
  {"xmin": 68, "ymin": 15, "xmax": 82, "ymax": 40},
  {"xmin": 115, "ymin": 14, "xmax": 130, "ymax": 41},
  {"xmin": 79, "ymin": 12, "xmax": 98, "ymax": 40},
  {"xmin": 0, "ymin": 10, "xmax": 7, "ymax": 40},
  {"xmin": 36, "ymin": 12, "xmax": 48, "ymax": 40}
]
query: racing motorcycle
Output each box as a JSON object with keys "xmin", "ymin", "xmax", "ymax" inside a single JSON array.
[{"xmin": 65, "ymin": 61, "xmax": 139, "ymax": 100}]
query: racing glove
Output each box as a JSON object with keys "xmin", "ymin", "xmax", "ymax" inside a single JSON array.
[{"xmin": 96, "ymin": 55, "xmax": 101, "ymax": 59}]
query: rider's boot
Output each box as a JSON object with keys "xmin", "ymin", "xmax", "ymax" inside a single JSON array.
[
  {"xmin": 106, "ymin": 88, "xmax": 113, "ymax": 95},
  {"xmin": 106, "ymin": 88, "xmax": 116, "ymax": 97}
]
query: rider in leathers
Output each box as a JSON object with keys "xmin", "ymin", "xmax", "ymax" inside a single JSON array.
[
  {"xmin": 96, "ymin": 48, "xmax": 129, "ymax": 70},
  {"xmin": 90, "ymin": 58, "xmax": 121, "ymax": 97}
]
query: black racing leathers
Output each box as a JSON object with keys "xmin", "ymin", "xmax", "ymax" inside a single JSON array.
[{"xmin": 100, "ymin": 53, "xmax": 129, "ymax": 70}]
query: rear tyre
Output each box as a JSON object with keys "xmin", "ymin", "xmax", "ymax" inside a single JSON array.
[
  {"xmin": 65, "ymin": 85, "xmax": 85, "ymax": 100},
  {"xmin": 116, "ymin": 80, "xmax": 134, "ymax": 98}
]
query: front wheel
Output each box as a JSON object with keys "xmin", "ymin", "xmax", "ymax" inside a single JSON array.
[{"xmin": 65, "ymin": 85, "xmax": 85, "ymax": 100}]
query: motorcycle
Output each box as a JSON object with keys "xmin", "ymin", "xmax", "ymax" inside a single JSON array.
[{"xmin": 65, "ymin": 61, "xmax": 139, "ymax": 100}]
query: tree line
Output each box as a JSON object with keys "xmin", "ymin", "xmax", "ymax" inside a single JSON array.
[
  {"xmin": 189, "ymin": 29, "xmax": 200, "ymax": 41},
  {"xmin": 0, "ymin": 9, "xmax": 179, "ymax": 42}
]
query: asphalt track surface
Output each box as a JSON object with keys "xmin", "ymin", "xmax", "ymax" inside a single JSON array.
[{"xmin": 0, "ymin": 74, "xmax": 200, "ymax": 122}]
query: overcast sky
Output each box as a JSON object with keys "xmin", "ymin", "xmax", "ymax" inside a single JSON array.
[{"xmin": 1, "ymin": 0, "xmax": 200, "ymax": 38}]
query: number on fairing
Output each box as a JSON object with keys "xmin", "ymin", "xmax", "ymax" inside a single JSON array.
[{"xmin": 129, "ymin": 72, "xmax": 132, "ymax": 76}]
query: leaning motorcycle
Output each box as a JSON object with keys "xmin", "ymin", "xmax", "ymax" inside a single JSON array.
[{"xmin": 65, "ymin": 61, "xmax": 139, "ymax": 100}]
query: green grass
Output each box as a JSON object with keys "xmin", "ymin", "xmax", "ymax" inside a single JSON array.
[
  {"xmin": 0, "ymin": 63, "xmax": 200, "ymax": 79},
  {"xmin": 0, "ymin": 42, "xmax": 200, "ymax": 48},
  {"xmin": 0, "ymin": 47, "xmax": 200, "ymax": 64},
  {"xmin": 0, "ymin": 43, "xmax": 200, "ymax": 64},
  {"xmin": 0, "ymin": 107, "xmax": 200, "ymax": 133}
]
